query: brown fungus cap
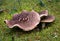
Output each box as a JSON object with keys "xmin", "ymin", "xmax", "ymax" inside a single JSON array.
[
  {"xmin": 4, "ymin": 10, "xmax": 40, "ymax": 31},
  {"xmin": 39, "ymin": 10, "xmax": 48, "ymax": 17},
  {"xmin": 41, "ymin": 15, "xmax": 55, "ymax": 23}
]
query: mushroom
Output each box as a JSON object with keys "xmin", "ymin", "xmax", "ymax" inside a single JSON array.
[
  {"xmin": 39, "ymin": 10, "xmax": 55, "ymax": 28},
  {"xmin": 38, "ymin": 10, "xmax": 48, "ymax": 28},
  {"xmin": 4, "ymin": 10, "xmax": 40, "ymax": 31},
  {"xmin": 40, "ymin": 15, "xmax": 55, "ymax": 28}
]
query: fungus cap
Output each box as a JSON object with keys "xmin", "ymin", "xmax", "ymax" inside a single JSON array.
[
  {"xmin": 41, "ymin": 15, "xmax": 55, "ymax": 22},
  {"xmin": 4, "ymin": 10, "xmax": 40, "ymax": 31},
  {"xmin": 39, "ymin": 10, "xmax": 48, "ymax": 17}
]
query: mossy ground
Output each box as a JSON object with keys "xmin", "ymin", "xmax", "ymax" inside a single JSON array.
[{"xmin": 0, "ymin": 0, "xmax": 60, "ymax": 41}]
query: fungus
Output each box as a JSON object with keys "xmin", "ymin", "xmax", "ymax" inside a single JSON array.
[
  {"xmin": 4, "ymin": 10, "xmax": 40, "ymax": 31},
  {"xmin": 39, "ymin": 10, "xmax": 55, "ymax": 28},
  {"xmin": 4, "ymin": 10, "xmax": 55, "ymax": 31},
  {"xmin": 41, "ymin": 15, "xmax": 55, "ymax": 28}
]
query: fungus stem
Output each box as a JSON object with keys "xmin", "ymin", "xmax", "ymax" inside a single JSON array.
[{"xmin": 42, "ymin": 23, "xmax": 45, "ymax": 29}]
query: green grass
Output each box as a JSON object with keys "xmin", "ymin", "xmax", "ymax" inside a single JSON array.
[{"xmin": 0, "ymin": 0, "xmax": 60, "ymax": 41}]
